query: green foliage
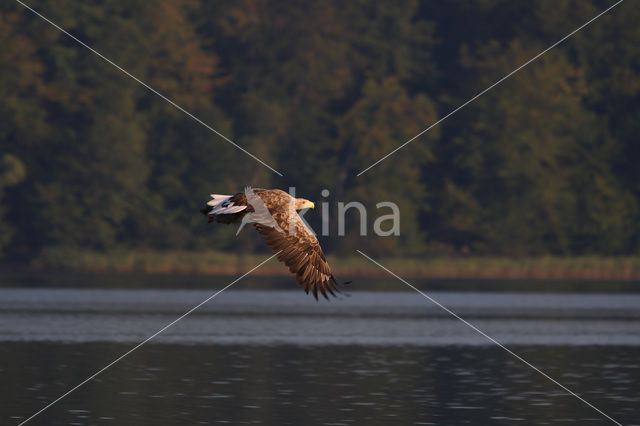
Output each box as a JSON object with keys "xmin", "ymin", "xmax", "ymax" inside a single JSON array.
[
  {"xmin": 339, "ymin": 77, "xmax": 438, "ymax": 255},
  {"xmin": 430, "ymin": 40, "xmax": 635, "ymax": 255},
  {"xmin": 0, "ymin": 154, "xmax": 26, "ymax": 254},
  {"xmin": 0, "ymin": 0, "xmax": 638, "ymax": 262}
]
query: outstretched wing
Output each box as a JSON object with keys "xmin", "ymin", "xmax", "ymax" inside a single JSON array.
[{"xmin": 254, "ymin": 214, "xmax": 340, "ymax": 300}]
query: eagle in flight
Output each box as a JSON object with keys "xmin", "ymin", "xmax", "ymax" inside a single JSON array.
[{"xmin": 201, "ymin": 187, "xmax": 342, "ymax": 300}]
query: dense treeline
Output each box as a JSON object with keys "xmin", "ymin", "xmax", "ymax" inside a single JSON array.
[{"xmin": 1, "ymin": 0, "xmax": 638, "ymax": 261}]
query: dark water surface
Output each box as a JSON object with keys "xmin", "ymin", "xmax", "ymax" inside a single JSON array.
[{"xmin": 1, "ymin": 282, "xmax": 639, "ymax": 425}]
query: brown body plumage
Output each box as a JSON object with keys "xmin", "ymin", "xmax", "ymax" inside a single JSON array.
[{"xmin": 202, "ymin": 188, "xmax": 342, "ymax": 300}]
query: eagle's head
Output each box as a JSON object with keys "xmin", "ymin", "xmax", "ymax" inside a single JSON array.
[{"xmin": 294, "ymin": 198, "xmax": 315, "ymax": 210}]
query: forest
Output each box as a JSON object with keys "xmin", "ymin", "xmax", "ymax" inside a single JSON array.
[{"xmin": 1, "ymin": 0, "xmax": 639, "ymax": 267}]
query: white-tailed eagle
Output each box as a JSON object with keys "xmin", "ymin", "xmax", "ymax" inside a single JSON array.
[{"xmin": 201, "ymin": 187, "xmax": 343, "ymax": 300}]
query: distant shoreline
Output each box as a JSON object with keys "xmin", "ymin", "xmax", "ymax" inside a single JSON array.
[{"xmin": 8, "ymin": 249, "xmax": 640, "ymax": 281}]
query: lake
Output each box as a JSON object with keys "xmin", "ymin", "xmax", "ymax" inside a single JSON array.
[{"xmin": 1, "ymin": 276, "xmax": 639, "ymax": 425}]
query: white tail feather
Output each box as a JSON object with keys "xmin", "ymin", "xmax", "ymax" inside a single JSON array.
[
  {"xmin": 207, "ymin": 194, "xmax": 232, "ymax": 207},
  {"xmin": 210, "ymin": 194, "xmax": 231, "ymax": 200},
  {"xmin": 210, "ymin": 205, "xmax": 246, "ymax": 215}
]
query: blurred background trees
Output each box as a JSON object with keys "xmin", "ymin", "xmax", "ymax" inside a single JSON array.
[{"xmin": 0, "ymin": 0, "xmax": 637, "ymax": 261}]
